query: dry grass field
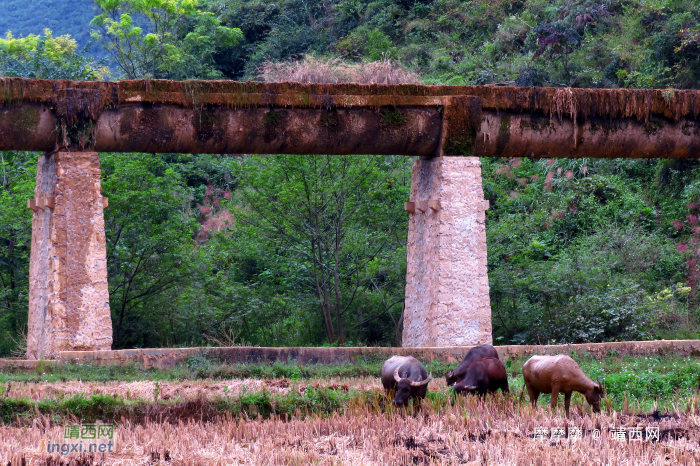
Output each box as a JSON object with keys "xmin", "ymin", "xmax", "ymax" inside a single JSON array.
[
  {"xmin": 0, "ymin": 376, "xmax": 378, "ymax": 401},
  {"xmin": 2, "ymin": 373, "xmax": 700, "ymax": 465}
]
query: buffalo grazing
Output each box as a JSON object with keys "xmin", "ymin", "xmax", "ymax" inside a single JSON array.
[
  {"xmin": 522, "ymin": 354, "xmax": 604, "ymax": 417},
  {"xmin": 453, "ymin": 357, "xmax": 509, "ymax": 396},
  {"xmin": 446, "ymin": 344, "xmax": 500, "ymax": 387},
  {"xmin": 381, "ymin": 355, "xmax": 432, "ymax": 406}
]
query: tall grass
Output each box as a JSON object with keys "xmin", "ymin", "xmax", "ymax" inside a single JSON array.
[
  {"xmin": 3, "ymin": 354, "xmax": 700, "ymax": 464},
  {"xmin": 4, "ymin": 392, "xmax": 700, "ymax": 465},
  {"xmin": 258, "ymin": 55, "xmax": 422, "ymax": 85}
]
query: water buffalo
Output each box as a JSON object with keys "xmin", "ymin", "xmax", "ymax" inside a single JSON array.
[
  {"xmin": 453, "ymin": 357, "xmax": 509, "ymax": 396},
  {"xmin": 445, "ymin": 344, "xmax": 499, "ymax": 386},
  {"xmin": 522, "ymin": 355, "xmax": 604, "ymax": 417},
  {"xmin": 381, "ymin": 355, "xmax": 432, "ymax": 406}
]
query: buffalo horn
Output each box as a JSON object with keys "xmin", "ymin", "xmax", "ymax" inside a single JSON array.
[
  {"xmin": 466, "ymin": 385, "xmax": 477, "ymax": 390},
  {"xmin": 394, "ymin": 367, "xmax": 402, "ymax": 383},
  {"xmin": 410, "ymin": 373, "xmax": 433, "ymax": 387}
]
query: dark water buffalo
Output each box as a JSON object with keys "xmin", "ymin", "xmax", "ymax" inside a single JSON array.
[
  {"xmin": 453, "ymin": 357, "xmax": 509, "ymax": 396},
  {"xmin": 381, "ymin": 355, "xmax": 432, "ymax": 406},
  {"xmin": 523, "ymin": 355, "xmax": 604, "ymax": 417},
  {"xmin": 446, "ymin": 344, "xmax": 500, "ymax": 386}
]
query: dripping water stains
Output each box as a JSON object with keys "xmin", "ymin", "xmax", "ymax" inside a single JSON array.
[{"xmin": 495, "ymin": 114, "xmax": 511, "ymax": 156}]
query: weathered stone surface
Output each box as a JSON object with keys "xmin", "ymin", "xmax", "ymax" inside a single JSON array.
[
  {"xmin": 402, "ymin": 156, "xmax": 492, "ymax": 347},
  {"xmin": 4, "ymin": 79, "xmax": 700, "ymax": 158},
  {"xmin": 26, "ymin": 152, "xmax": 112, "ymax": 359}
]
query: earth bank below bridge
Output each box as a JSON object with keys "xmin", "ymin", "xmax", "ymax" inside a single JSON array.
[{"xmin": 1, "ymin": 340, "xmax": 698, "ymax": 370}]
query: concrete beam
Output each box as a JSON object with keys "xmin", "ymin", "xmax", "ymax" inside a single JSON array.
[
  {"xmin": 2, "ymin": 105, "xmax": 699, "ymax": 158},
  {"xmin": 1, "ymin": 79, "xmax": 700, "ymax": 158},
  {"xmin": 475, "ymin": 112, "xmax": 700, "ymax": 159}
]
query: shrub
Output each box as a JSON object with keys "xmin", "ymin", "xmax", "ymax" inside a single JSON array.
[{"xmin": 258, "ymin": 55, "xmax": 421, "ymax": 84}]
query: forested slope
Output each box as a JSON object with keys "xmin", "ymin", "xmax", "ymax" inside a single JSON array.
[
  {"xmin": 208, "ymin": 0, "xmax": 700, "ymax": 88},
  {"xmin": 1, "ymin": 0, "xmax": 700, "ymax": 355},
  {"xmin": 0, "ymin": 0, "xmax": 95, "ymax": 46},
  {"xmin": 4, "ymin": 0, "xmax": 699, "ymax": 87}
]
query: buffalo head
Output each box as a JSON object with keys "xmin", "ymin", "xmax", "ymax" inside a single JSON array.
[
  {"xmin": 585, "ymin": 383, "xmax": 604, "ymax": 413},
  {"xmin": 453, "ymin": 380, "xmax": 479, "ymax": 395},
  {"xmin": 393, "ymin": 367, "xmax": 432, "ymax": 406},
  {"xmin": 445, "ymin": 370, "xmax": 458, "ymax": 386}
]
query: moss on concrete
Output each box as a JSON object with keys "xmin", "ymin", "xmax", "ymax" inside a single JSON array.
[
  {"xmin": 380, "ymin": 107, "xmax": 406, "ymax": 128},
  {"xmin": 4, "ymin": 78, "xmax": 700, "ymax": 122},
  {"xmin": 495, "ymin": 114, "xmax": 511, "ymax": 155}
]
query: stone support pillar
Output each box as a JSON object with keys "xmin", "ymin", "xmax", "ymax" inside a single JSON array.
[
  {"xmin": 26, "ymin": 152, "xmax": 112, "ymax": 359},
  {"xmin": 402, "ymin": 156, "xmax": 492, "ymax": 347}
]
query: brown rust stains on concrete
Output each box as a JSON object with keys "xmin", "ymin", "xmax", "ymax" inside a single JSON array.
[
  {"xmin": 26, "ymin": 152, "xmax": 112, "ymax": 360},
  {"xmin": 0, "ymin": 104, "xmax": 55, "ymax": 152},
  {"xmin": 3, "ymin": 78, "xmax": 700, "ymax": 157},
  {"xmin": 3, "ymin": 78, "xmax": 700, "ymax": 121},
  {"xmin": 4, "ymin": 103, "xmax": 696, "ymax": 157},
  {"xmin": 49, "ymin": 340, "xmax": 700, "ymax": 370},
  {"xmin": 440, "ymin": 96, "xmax": 482, "ymax": 156},
  {"xmin": 476, "ymin": 111, "xmax": 700, "ymax": 159},
  {"xmin": 97, "ymin": 105, "xmax": 442, "ymax": 155},
  {"xmin": 117, "ymin": 105, "xmax": 177, "ymax": 149}
]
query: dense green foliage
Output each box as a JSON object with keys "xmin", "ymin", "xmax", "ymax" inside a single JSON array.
[
  {"xmin": 485, "ymin": 157, "xmax": 694, "ymax": 344},
  {"xmin": 206, "ymin": 0, "xmax": 700, "ymax": 87},
  {"xmin": 90, "ymin": 0, "xmax": 243, "ymax": 79},
  {"xmin": 2, "ymin": 0, "xmax": 700, "ymax": 352},
  {"xmin": 0, "ymin": 0, "xmax": 95, "ymax": 48},
  {"xmin": 5, "ymin": 0, "xmax": 699, "ymax": 86},
  {"xmin": 232, "ymin": 154, "xmax": 410, "ymax": 345},
  {"xmin": 0, "ymin": 152, "xmax": 34, "ymax": 356},
  {"xmin": 0, "ymin": 29, "xmax": 106, "ymax": 79}
]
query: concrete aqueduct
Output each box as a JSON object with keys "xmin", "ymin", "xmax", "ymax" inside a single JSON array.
[{"xmin": 1, "ymin": 78, "xmax": 699, "ymax": 359}]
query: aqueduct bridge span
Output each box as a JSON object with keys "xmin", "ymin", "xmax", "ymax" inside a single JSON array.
[{"xmin": 2, "ymin": 78, "xmax": 699, "ymax": 359}]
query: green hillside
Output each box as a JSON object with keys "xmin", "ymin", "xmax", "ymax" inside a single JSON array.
[
  {"xmin": 0, "ymin": 0, "xmax": 95, "ymax": 46},
  {"xmin": 2, "ymin": 0, "xmax": 699, "ymax": 88},
  {"xmin": 208, "ymin": 0, "xmax": 700, "ymax": 88}
]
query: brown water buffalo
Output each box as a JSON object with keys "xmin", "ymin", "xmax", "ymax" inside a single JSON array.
[
  {"xmin": 381, "ymin": 355, "xmax": 432, "ymax": 406},
  {"xmin": 445, "ymin": 344, "xmax": 499, "ymax": 386},
  {"xmin": 522, "ymin": 355, "xmax": 604, "ymax": 417},
  {"xmin": 453, "ymin": 357, "xmax": 509, "ymax": 396}
]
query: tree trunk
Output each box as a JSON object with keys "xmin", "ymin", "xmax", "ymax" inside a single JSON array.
[
  {"xmin": 312, "ymin": 238, "xmax": 335, "ymax": 343},
  {"xmin": 395, "ymin": 303, "xmax": 404, "ymax": 347},
  {"xmin": 333, "ymin": 239, "xmax": 344, "ymax": 344},
  {"xmin": 115, "ymin": 300, "xmax": 127, "ymax": 347}
]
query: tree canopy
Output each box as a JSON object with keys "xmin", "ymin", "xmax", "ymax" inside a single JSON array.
[
  {"xmin": 0, "ymin": 29, "xmax": 107, "ymax": 79},
  {"xmin": 2, "ymin": 0, "xmax": 700, "ymax": 354},
  {"xmin": 90, "ymin": 0, "xmax": 243, "ymax": 79}
]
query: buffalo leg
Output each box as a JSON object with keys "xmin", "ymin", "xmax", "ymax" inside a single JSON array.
[
  {"xmin": 526, "ymin": 384, "xmax": 540, "ymax": 408},
  {"xmin": 564, "ymin": 392, "xmax": 572, "ymax": 418},
  {"xmin": 550, "ymin": 385, "xmax": 560, "ymax": 413}
]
